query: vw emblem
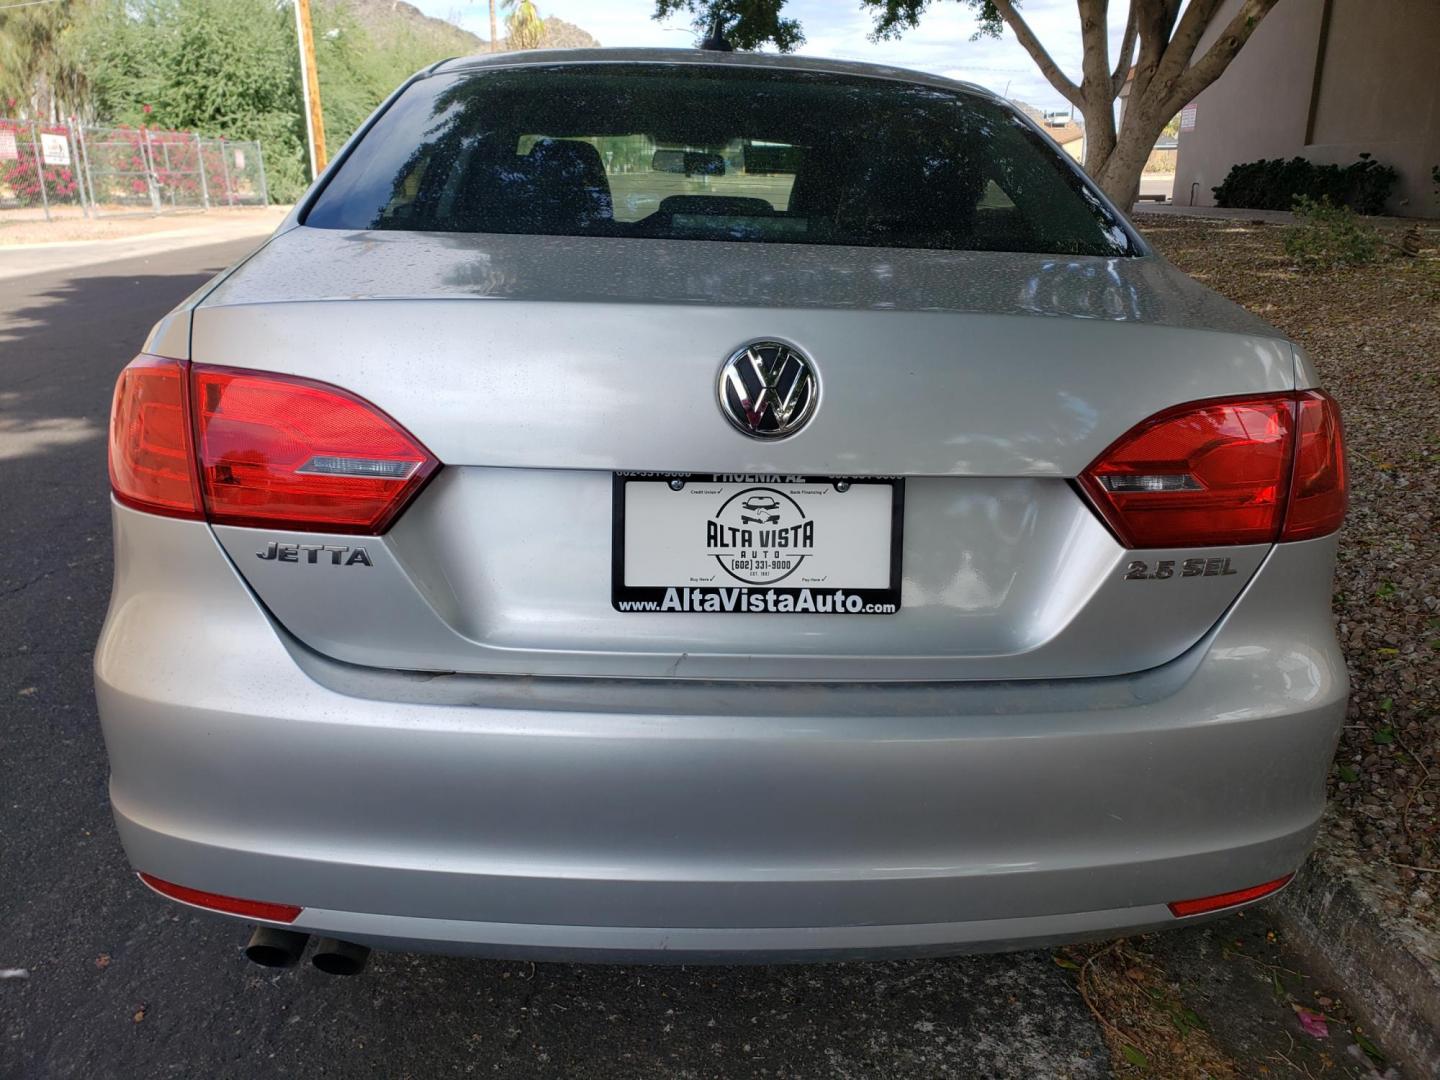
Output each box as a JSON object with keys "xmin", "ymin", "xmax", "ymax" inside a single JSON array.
[{"xmin": 717, "ymin": 341, "xmax": 819, "ymax": 440}]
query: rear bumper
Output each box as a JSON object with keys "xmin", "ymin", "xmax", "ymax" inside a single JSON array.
[
  {"xmin": 96, "ymin": 503, "xmax": 1347, "ymax": 960},
  {"xmin": 131, "ymin": 870, "xmax": 1277, "ymax": 963}
]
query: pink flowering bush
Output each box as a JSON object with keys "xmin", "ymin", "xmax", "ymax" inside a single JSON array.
[
  {"xmin": 1, "ymin": 120, "xmax": 251, "ymax": 208},
  {"xmin": 0, "ymin": 123, "xmax": 81, "ymax": 204}
]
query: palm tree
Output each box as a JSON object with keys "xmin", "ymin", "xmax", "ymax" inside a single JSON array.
[
  {"xmin": 487, "ymin": 0, "xmax": 497, "ymax": 52},
  {"xmin": 502, "ymin": 0, "xmax": 542, "ymax": 51}
]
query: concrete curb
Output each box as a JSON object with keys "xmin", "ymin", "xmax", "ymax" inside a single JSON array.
[
  {"xmin": 0, "ymin": 221, "xmax": 282, "ymax": 281},
  {"xmin": 1270, "ymin": 829, "xmax": 1440, "ymax": 1073},
  {"xmin": 1130, "ymin": 204, "xmax": 1431, "ymax": 229},
  {"xmin": 0, "ymin": 224, "xmax": 231, "ymax": 251}
]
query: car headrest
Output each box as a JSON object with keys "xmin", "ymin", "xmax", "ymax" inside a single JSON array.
[
  {"xmin": 522, "ymin": 137, "xmax": 614, "ymax": 229},
  {"xmin": 657, "ymin": 195, "xmax": 775, "ymax": 217}
]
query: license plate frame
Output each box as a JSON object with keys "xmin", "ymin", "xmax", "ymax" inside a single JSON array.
[{"xmin": 612, "ymin": 473, "xmax": 904, "ymax": 615}]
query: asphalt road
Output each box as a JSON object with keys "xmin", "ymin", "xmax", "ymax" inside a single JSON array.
[{"xmin": 0, "ymin": 240, "xmax": 1385, "ymax": 1079}]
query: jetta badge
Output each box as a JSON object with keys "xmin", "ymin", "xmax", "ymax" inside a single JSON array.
[{"xmin": 717, "ymin": 341, "xmax": 819, "ymax": 440}]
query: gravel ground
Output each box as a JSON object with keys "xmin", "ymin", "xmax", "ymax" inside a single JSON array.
[{"xmin": 1140, "ymin": 213, "xmax": 1440, "ymax": 935}]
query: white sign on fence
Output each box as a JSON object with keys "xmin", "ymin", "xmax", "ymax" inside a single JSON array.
[
  {"xmin": 40, "ymin": 132, "xmax": 71, "ymax": 166},
  {"xmin": 234, "ymin": 148, "xmax": 246, "ymax": 170},
  {"xmin": 0, "ymin": 130, "xmax": 18, "ymax": 161}
]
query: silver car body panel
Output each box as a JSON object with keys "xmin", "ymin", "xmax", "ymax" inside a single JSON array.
[
  {"xmin": 212, "ymin": 479, "xmax": 1270, "ymax": 680},
  {"xmin": 98, "ymin": 51, "xmax": 1347, "ymax": 959},
  {"xmin": 201, "ymin": 226, "xmax": 1266, "ymax": 336},
  {"xmin": 189, "ymin": 228, "xmax": 1297, "ymax": 681},
  {"xmin": 98, "ymin": 504, "xmax": 1344, "ymax": 958},
  {"xmin": 433, "ymin": 47, "xmax": 1001, "ymax": 96}
]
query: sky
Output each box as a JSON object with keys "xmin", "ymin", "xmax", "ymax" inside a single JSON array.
[{"xmin": 414, "ymin": 0, "xmax": 1132, "ymax": 115}]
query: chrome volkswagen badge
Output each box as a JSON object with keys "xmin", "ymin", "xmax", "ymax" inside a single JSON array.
[{"xmin": 717, "ymin": 341, "xmax": 819, "ymax": 439}]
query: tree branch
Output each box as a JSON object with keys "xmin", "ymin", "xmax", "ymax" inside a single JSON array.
[
  {"xmin": 992, "ymin": 0, "xmax": 1082, "ymax": 108},
  {"xmin": 1166, "ymin": 0, "xmax": 1279, "ymax": 115},
  {"xmin": 1110, "ymin": 0, "xmax": 1137, "ymax": 97},
  {"xmin": 1128, "ymin": 0, "xmax": 1181, "ymax": 109},
  {"xmin": 1077, "ymin": 0, "xmax": 1114, "ymax": 100},
  {"xmin": 1151, "ymin": 0, "xmax": 1224, "ymax": 99}
]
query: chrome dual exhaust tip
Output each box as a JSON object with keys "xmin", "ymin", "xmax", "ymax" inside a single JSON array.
[{"xmin": 243, "ymin": 927, "xmax": 369, "ymax": 975}]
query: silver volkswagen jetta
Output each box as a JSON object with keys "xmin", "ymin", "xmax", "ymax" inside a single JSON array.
[{"xmin": 96, "ymin": 49, "xmax": 1349, "ymax": 968}]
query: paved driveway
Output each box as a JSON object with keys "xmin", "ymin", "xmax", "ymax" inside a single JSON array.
[{"xmin": 0, "ymin": 239, "xmax": 1385, "ymax": 1079}]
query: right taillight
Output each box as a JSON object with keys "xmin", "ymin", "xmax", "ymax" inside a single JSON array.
[
  {"xmin": 1281, "ymin": 390, "xmax": 1347, "ymax": 541},
  {"xmin": 1080, "ymin": 390, "xmax": 1346, "ymax": 548}
]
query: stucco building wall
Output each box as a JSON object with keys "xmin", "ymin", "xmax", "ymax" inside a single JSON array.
[{"xmin": 1172, "ymin": 0, "xmax": 1440, "ymax": 217}]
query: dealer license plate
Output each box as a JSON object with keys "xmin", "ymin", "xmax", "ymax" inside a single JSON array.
[{"xmin": 612, "ymin": 474, "xmax": 903, "ymax": 614}]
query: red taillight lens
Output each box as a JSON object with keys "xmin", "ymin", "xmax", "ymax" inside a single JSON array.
[
  {"xmin": 1282, "ymin": 391, "xmax": 1347, "ymax": 541},
  {"xmin": 1080, "ymin": 391, "xmax": 1346, "ymax": 548},
  {"xmin": 191, "ymin": 365, "xmax": 438, "ymax": 533},
  {"xmin": 108, "ymin": 355, "xmax": 202, "ymax": 519},
  {"xmin": 1168, "ymin": 873, "xmax": 1294, "ymax": 917},
  {"xmin": 139, "ymin": 873, "xmax": 302, "ymax": 922},
  {"xmin": 109, "ymin": 357, "xmax": 438, "ymax": 533}
]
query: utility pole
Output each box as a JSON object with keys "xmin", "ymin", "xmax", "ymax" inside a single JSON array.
[{"xmin": 294, "ymin": 0, "xmax": 327, "ymax": 180}]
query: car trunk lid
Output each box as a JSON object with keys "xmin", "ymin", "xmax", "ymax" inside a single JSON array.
[{"xmin": 193, "ymin": 227, "xmax": 1293, "ymax": 680}]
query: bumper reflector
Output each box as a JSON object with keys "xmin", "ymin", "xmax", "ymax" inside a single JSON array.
[
  {"xmin": 1168, "ymin": 873, "xmax": 1294, "ymax": 918},
  {"xmin": 138, "ymin": 873, "xmax": 302, "ymax": 923}
]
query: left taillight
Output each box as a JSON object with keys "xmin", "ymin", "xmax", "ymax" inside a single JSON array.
[
  {"xmin": 108, "ymin": 356, "xmax": 439, "ymax": 534},
  {"xmin": 109, "ymin": 355, "xmax": 202, "ymax": 519},
  {"xmin": 190, "ymin": 365, "xmax": 438, "ymax": 533}
]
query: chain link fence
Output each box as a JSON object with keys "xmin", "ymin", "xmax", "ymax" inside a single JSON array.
[
  {"xmin": 1, "ymin": 119, "xmax": 269, "ymax": 222},
  {"xmin": 0, "ymin": 120, "xmax": 84, "ymax": 219}
]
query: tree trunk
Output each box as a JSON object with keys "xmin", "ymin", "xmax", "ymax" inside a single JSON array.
[
  {"xmin": 1079, "ymin": 101, "xmax": 1117, "ymax": 183},
  {"xmin": 1095, "ymin": 131, "xmax": 1155, "ymax": 210},
  {"xmin": 489, "ymin": 0, "xmax": 498, "ymax": 51},
  {"xmin": 1096, "ymin": 100, "xmax": 1179, "ymax": 210}
]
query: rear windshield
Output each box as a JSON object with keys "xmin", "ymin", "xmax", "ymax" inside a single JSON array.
[{"xmin": 305, "ymin": 64, "xmax": 1138, "ymax": 256}]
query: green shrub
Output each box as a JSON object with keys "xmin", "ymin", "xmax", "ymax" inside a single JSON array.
[
  {"xmin": 1282, "ymin": 195, "xmax": 1383, "ymax": 270},
  {"xmin": 1214, "ymin": 154, "xmax": 1398, "ymax": 215},
  {"xmin": 68, "ymin": 0, "xmax": 460, "ymax": 204}
]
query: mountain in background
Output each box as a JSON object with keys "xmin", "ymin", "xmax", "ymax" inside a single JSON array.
[
  {"xmin": 342, "ymin": 0, "xmax": 599, "ymax": 56},
  {"xmin": 520, "ymin": 16, "xmax": 601, "ymax": 50}
]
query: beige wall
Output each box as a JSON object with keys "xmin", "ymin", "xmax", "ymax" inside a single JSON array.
[{"xmin": 1172, "ymin": 0, "xmax": 1440, "ymax": 217}]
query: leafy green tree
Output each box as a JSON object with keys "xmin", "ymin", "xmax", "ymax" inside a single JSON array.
[
  {"xmin": 70, "ymin": 0, "xmax": 309, "ymax": 198},
  {"xmin": 653, "ymin": 0, "xmax": 802, "ymax": 52},
  {"xmin": 0, "ymin": 0, "xmax": 92, "ymax": 119},
  {"xmin": 3, "ymin": 0, "xmax": 463, "ymax": 203},
  {"xmin": 654, "ymin": 0, "xmax": 1283, "ymax": 209},
  {"xmin": 310, "ymin": 1, "xmax": 451, "ymax": 155}
]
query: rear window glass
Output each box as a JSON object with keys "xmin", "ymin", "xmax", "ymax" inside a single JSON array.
[{"xmin": 305, "ymin": 64, "xmax": 1137, "ymax": 257}]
